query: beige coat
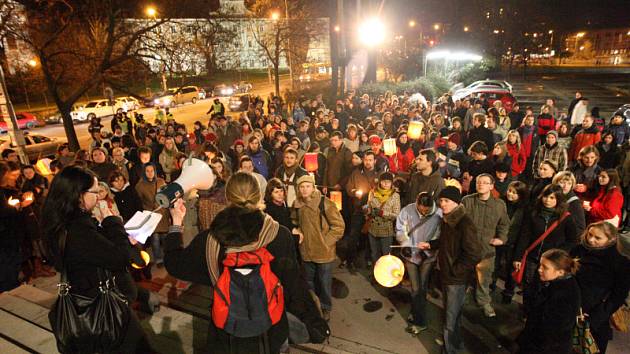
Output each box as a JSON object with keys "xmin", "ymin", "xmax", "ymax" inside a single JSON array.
[
  {"xmin": 135, "ymin": 177, "xmax": 170, "ymax": 233},
  {"xmin": 292, "ymin": 189, "xmax": 345, "ymax": 263}
]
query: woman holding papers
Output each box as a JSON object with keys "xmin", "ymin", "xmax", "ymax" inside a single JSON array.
[{"xmin": 42, "ymin": 166, "xmax": 151, "ymax": 353}]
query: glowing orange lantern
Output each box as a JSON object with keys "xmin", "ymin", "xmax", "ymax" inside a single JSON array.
[
  {"xmin": 407, "ymin": 121, "xmax": 424, "ymax": 140},
  {"xmin": 383, "ymin": 138, "xmax": 397, "ymax": 156},
  {"xmin": 131, "ymin": 250, "xmax": 151, "ymax": 269},
  {"xmin": 304, "ymin": 152, "xmax": 319, "ymax": 172},
  {"xmin": 330, "ymin": 191, "xmax": 342, "ymax": 210},
  {"xmin": 35, "ymin": 158, "xmax": 53, "ymax": 176}
]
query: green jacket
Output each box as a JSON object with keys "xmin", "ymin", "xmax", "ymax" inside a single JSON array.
[{"xmin": 461, "ymin": 193, "xmax": 510, "ymax": 259}]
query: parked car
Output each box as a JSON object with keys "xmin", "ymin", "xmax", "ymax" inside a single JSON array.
[
  {"xmin": 0, "ymin": 132, "xmax": 66, "ymax": 162},
  {"xmin": 44, "ymin": 106, "xmax": 85, "ymax": 124},
  {"xmin": 455, "ymin": 79, "xmax": 513, "ymax": 94},
  {"xmin": 213, "ymin": 84, "xmax": 234, "ymax": 97},
  {"xmin": 153, "ymin": 86, "xmax": 200, "ymax": 107},
  {"xmin": 198, "ymin": 88, "xmax": 207, "ymax": 100},
  {"xmin": 453, "ymin": 87, "xmax": 517, "ymax": 112},
  {"xmin": 236, "ymin": 81, "xmax": 253, "ymax": 93},
  {"xmin": 0, "ymin": 112, "xmax": 42, "ymax": 133},
  {"xmin": 71, "ymin": 99, "xmax": 124, "ymax": 122},
  {"xmin": 115, "ymin": 96, "xmax": 140, "ymax": 111},
  {"xmin": 229, "ymin": 94, "xmax": 251, "ymax": 112}
]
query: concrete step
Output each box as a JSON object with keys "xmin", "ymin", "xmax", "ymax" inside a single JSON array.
[
  {"xmin": 0, "ymin": 293, "xmax": 58, "ymax": 353},
  {"xmin": 0, "ymin": 336, "xmax": 31, "ymax": 354}
]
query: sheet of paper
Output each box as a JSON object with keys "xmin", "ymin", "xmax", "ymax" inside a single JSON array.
[{"xmin": 124, "ymin": 210, "xmax": 162, "ymax": 244}]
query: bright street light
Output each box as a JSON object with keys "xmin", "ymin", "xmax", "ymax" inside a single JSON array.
[
  {"xmin": 408, "ymin": 20, "xmax": 416, "ymax": 28},
  {"xmin": 426, "ymin": 50, "xmax": 482, "ymax": 61},
  {"xmin": 576, "ymin": 32, "xmax": 586, "ymax": 38},
  {"xmin": 433, "ymin": 23, "xmax": 440, "ymax": 31},
  {"xmin": 358, "ymin": 18, "xmax": 386, "ymax": 47},
  {"xmin": 334, "ymin": 25, "xmax": 340, "ymax": 32},
  {"xmin": 463, "ymin": 26, "xmax": 469, "ymax": 32},
  {"xmin": 548, "ymin": 30, "xmax": 554, "ymax": 34},
  {"xmin": 27, "ymin": 59, "xmax": 38, "ymax": 68},
  {"xmin": 145, "ymin": 6, "xmax": 157, "ymax": 18},
  {"xmin": 270, "ymin": 11, "xmax": 280, "ymax": 21}
]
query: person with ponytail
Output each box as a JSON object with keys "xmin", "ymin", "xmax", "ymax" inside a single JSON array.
[
  {"xmin": 164, "ymin": 172, "xmax": 329, "ymax": 353},
  {"xmin": 517, "ymin": 248, "xmax": 580, "ymax": 354},
  {"xmin": 571, "ymin": 222, "xmax": 630, "ymax": 353},
  {"xmin": 41, "ymin": 166, "xmax": 150, "ymax": 353}
]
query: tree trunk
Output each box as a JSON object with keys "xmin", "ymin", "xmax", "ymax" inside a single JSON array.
[{"xmin": 59, "ymin": 104, "xmax": 80, "ymax": 151}]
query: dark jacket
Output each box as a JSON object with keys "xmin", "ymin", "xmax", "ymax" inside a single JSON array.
[
  {"xmin": 517, "ymin": 275, "xmax": 580, "ymax": 354},
  {"xmin": 0, "ymin": 187, "xmax": 26, "ymax": 292},
  {"xmin": 515, "ymin": 210, "xmax": 578, "ymax": 263},
  {"xmin": 164, "ymin": 209, "xmax": 328, "ymax": 354},
  {"xmin": 112, "ymin": 183, "xmax": 143, "ymax": 222},
  {"xmin": 465, "ymin": 126, "xmax": 495, "ymax": 153},
  {"xmin": 596, "ymin": 142, "xmax": 621, "ymax": 169},
  {"xmin": 571, "ymin": 243, "xmax": 630, "ymax": 341},
  {"xmin": 89, "ymin": 161, "xmax": 119, "ymax": 182},
  {"xmin": 566, "ymin": 192, "xmax": 586, "ymax": 237},
  {"xmin": 406, "ymin": 170, "xmax": 445, "ymax": 205},
  {"xmin": 216, "ymin": 123, "xmax": 241, "ymax": 155},
  {"xmin": 430, "ymin": 205, "xmax": 482, "ymax": 285},
  {"xmin": 323, "ymin": 144, "xmax": 353, "ymax": 188}
]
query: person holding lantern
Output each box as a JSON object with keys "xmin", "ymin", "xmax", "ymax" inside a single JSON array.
[
  {"xmin": 367, "ymin": 135, "xmax": 390, "ymax": 173},
  {"xmin": 388, "ymin": 131, "xmax": 415, "ymax": 175},
  {"xmin": 365, "ymin": 172, "xmax": 401, "ymax": 266}
]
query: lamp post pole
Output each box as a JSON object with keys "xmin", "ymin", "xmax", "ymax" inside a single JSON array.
[
  {"xmin": 0, "ymin": 65, "xmax": 28, "ymax": 164},
  {"xmin": 283, "ymin": 0, "xmax": 294, "ymax": 90}
]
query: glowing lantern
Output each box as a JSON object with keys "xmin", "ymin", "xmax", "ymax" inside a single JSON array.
[
  {"xmin": 383, "ymin": 138, "xmax": 397, "ymax": 156},
  {"xmin": 304, "ymin": 153, "xmax": 319, "ymax": 172},
  {"xmin": 35, "ymin": 158, "xmax": 53, "ymax": 176},
  {"xmin": 355, "ymin": 189, "xmax": 364, "ymax": 198},
  {"xmin": 329, "ymin": 191, "xmax": 343, "ymax": 210},
  {"xmin": 131, "ymin": 250, "xmax": 151, "ymax": 269},
  {"xmin": 373, "ymin": 255, "xmax": 405, "ymax": 287},
  {"xmin": 407, "ymin": 121, "xmax": 424, "ymax": 140}
]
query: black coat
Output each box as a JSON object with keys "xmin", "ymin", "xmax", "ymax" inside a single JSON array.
[
  {"xmin": 163, "ymin": 209, "xmax": 327, "ymax": 354},
  {"xmin": 465, "ymin": 126, "xmax": 495, "ymax": 152},
  {"xmin": 571, "ymin": 244, "xmax": 630, "ymax": 341},
  {"xmin": 265, "ymin": 201, "xmax": 296, "ymax": 231},
  {"xmin": 517, "ymin": 276, "xmax": 580, "ymax": 354},
  {"xmin": 59, "ymin": 213, "xmax": 147, "ymax": 352},
  {"xmin": 566, "ymin": 192, "xmax": 586, "ymax": 237},
  {"xmin": 112, "ymin": 184, "xmax": 144, "ymax": 222},
  {"xmin": 515, "ymin": 210, "xmax": 578, "ymax": 263}
]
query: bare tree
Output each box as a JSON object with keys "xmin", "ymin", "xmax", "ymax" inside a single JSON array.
[
  {"xmin": 7, "ymin": 0, "xmax": 173, "ymax": 150},
  {"xmin": 249, "ymin": 0, "xmax": 326, "ymax": 96}
]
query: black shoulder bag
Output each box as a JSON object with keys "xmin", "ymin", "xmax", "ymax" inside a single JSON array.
[{"xmin": 48, "ymin": 230, "xmax": 131, "ymax": 353}]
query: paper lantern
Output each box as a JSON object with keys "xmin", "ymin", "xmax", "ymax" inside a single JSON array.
[
  {"xmin": 35, "ymin": 158, "xmax": 53, "ymax": 176},
  {"xmin": 329, "ymin": 191, "xmax": 343, "ymax": 210},
  {"xmin": 373, "ymin": 255, "xmax": 405, "ymax": 287},
  {"xmin": 407, "ymin": 121, "xmax": 424, "ymax": 140},
  {"xmin": 383, "ymin": 138, "xmax": 397, "ymax": 156},
  {"xmin": 131, "ymin": 250, "xmax": 151, "ymax": 269},
  {"xmin": 304, "ymin": 152, "xmax": 319, "ymax": 172}
]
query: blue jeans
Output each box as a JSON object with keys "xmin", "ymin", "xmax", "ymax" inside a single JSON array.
[
  {"xmin": 303, "ymin": 261, "xmax": 334, "ymax": 311},
  {"xmin": 443, "ymin": 284, "xmax": 466, "ymax": 354},
  {"xmin": 368, "ymin": 235, "xmax": 393, "ymax": 264},
  {"xmin": 405, "ymin": 258, "xmax": 435, "ymax": 326}
]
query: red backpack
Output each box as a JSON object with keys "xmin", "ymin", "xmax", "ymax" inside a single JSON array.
[{"xmin": 212, "ymin": 247, "xmax": 285, "ymax": 338}]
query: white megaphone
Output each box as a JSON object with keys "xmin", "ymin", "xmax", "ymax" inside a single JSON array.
[{"xmin": 156, "ymin": 157, "xmax": 215, "ymax": 208}]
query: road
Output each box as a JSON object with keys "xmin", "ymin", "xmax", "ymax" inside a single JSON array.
[{"xmin": 33, "ymin": 76, "xmax": 290, "ymax": 148}]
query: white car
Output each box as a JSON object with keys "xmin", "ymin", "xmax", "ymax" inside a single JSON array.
[
  {"xmin": 71, "ymin": 99, "xmax": 124, "ymax": 122},
  {"xmin": 115, "ymin": 97, "xmax": 140, "ymax": 112},
  {"xmin": 460, "ymin": 80, "xmax": 512, "ymax": 93}
]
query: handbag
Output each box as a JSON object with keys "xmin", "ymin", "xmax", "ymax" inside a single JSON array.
[
  {"xmin": 511, "ymin": 211, "xmax": 570, "ymax": 284},
  {"xmin": 572, "ymin": 308, "xmax": 600, "ymax": 354},
  {"xmin": 611, "ymin": 305, "xmax": 630, "ymax": 332},
  {"xmin": 48, "ymin": 231, "xmax": 131, "ymax": 353}
]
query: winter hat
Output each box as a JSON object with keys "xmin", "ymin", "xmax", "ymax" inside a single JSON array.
[
  {"xmin": 438, "ymin": 186, "xmax": 462, "ymax": 204},
  {"xmin": 368, "ymin": 135, "xmax": 382, "ymax": 145},
  {"xmin": 546, "ymin": 130, "xmax": 558, "ymax": 139},
  {"xmin": 378, "ymin": 171, "xmax": 394, "ymax": 182},
  {"xmin": 447, "ymin": 133, "xmax": 461, "ymax": 148},
  {"xmin": 296, "ymin": 174, "xmax": 316, "ymax": 186},
  {"xmin": 233, "ymin": 139, "xmax": 245, "ymax": 147},
  {"xmin": 495, "ymin": 162, "xmax": 511, "ymax": 173}
]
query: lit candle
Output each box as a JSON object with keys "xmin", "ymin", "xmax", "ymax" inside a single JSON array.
[
  {"xmin": 355, "ymin": 189, "xmax": 363, "ymax": 198},
  {"xmin": 8, "ymin": 197, "xmax": 19, "ymax": 207}
]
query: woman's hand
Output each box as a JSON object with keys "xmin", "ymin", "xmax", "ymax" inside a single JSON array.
[
  {"xmin": 513, "ymin": 261, "xmax": 521, "ymax": 271},
  {"xmin": 94, "ymin": 204, "xmax": 113, "ymax": 223},
  {"xmin": 292, "ymin": 228, "xmax": 304, "ymax": 244},
  {"xmin": 170, "ymin": 198, "xmax": 186, "ymax": 226},
  {"xmin": 417, "ymin": 242, "xmax": 430, "ymax": 250}
]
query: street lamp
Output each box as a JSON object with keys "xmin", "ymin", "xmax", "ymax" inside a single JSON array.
[
  {"xmin": 334, "ymin": 25, "xmax": 340, "ymax": 32},
  {"xmin": 145, "ymin": 6, "xmax": 157, "ymax": 18},
  {"xmin": 27, "ymin": 59, "xmax": 38, "ymax": 68},
  {"xmin": 270, "ymin": 11, "xmax": 280, "ymax": 21},
  {"xmin": 408, "ymin": 20, "xmax": 416, "ymax": 28},
  {"xmin": 358, "ymin": 18, "xmax": 386, "ymax": 47},
  {"xmin": 463, "ymin": 26, "xmax": 469, "ymax": 32},
  {"xmin": 433, "ymin": 23, "xmax": 440, "ymax": 31}
]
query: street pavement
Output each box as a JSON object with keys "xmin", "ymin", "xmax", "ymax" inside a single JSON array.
[{"xmin": 32, "ymin": 76, "xmax": 290, "ymax": 148}]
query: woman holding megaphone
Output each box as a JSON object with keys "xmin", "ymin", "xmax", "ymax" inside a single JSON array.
[{"xmin": 164, "ymin": 172, "xmax": 329, "ymax": 353}]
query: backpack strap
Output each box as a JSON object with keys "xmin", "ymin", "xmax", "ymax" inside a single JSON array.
[{"xmin": 319, "ymin": 196, "xmax": 331, "ymax": 230}]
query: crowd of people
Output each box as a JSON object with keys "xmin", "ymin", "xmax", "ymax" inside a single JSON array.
[{"xmin": 2, "ymin": 87, "xmax": 630, "ymax": 354}]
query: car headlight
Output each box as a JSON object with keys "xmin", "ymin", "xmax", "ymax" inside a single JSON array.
[{"xmin": 226, "ymin": 88, "xmax": 234, "ymax": 95}]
